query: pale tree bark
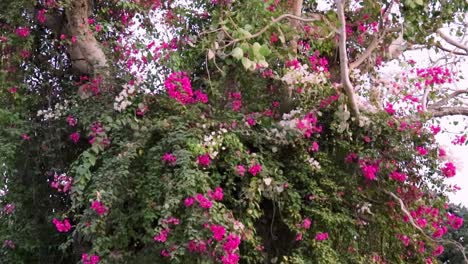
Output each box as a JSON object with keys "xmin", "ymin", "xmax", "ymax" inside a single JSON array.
[
  {"xmin": 289, "ymin": 0, "xmax": 303, "ymax": 53},
  {"xmin": 65, "ymin": 0, "xmax": 108, "ymax": 77}
]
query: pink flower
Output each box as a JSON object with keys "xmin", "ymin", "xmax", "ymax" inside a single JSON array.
[
  {"xmin": 50, "ymin": 173, "xmax": 73, "ymax": 193},
  {"xmin": 210, "ymin": 224, "xmax": 226, "ymax": 241},
  {"xmin": 15, "ymin": 27, "xmax": 30, "ymax": 38},
  {"xmin": 184, "ymin": 196, "xmax": 195, "ymax": 207},
  {"xmin": 452, "ymin": 135, "xmax": 466, "ymax": 145},
  {"xmin": 223, "ymin": 233, "xmax": 241, "ymax": 253},
  {"xmin": 197, "ymin": 154, "xmax": 211, "ymax": 167},
  {"xmin": 8, "ymin": 87, "xmax": 17, "ymax": 93},
  {"xmin": 416, "ymin": 146, "xmax": 428, "ymax": 156},
  {"xmin": 194, "ymin": 90, "xmax": 208, "ymax": 104},
  {"xmin": 3, "ymin": 203, "xmax": 15, "ymax": 214},
  {"xmin": 439, "ymin": 148, "xmax": 446, "ymax": 157},
  {"xmin": 315, "ymin": 232, "xmax": 329, "ymax": 241},
  {"xmin": 432, "ymin": 227, "xmax": 447, "ymax": 238},
  {"xmin": 309, "ymin": 142, "xmax": 319, "ymax": 152},
  {"xmin": 248, "ymin": 164, "xmax": 262, "ymax": 176},
  {"xmin": 52, "ymin": 218, "xmax": 72, "ymax": 232},
  {"xmin": 442, "ymin": 162, "xmax": 456, "ymax": 178},
  {"xmin": 70, "ymin": 132, "xmax": 80, "ymax": 143},
  {"xmin": 246, "ymin": 116, "xmax": 256, "ymax": 127},
  {"xmin": 235, "ymin": 165, "xmax": 246, "ymax": 176},
  {"xmin": 196, "ymin": 194, "xmax": 212, "ymax": 209},
  {"xmin": 21, "ymin": 134, "xmax": 30, "ymax": 141},
  {"xmin": 360, "ymin": 162, "xmax": 379, "ymax": 180},
  {"xmin": 90, "ymin": 200, "xmax": 108, "ymax": 216},
  {"xmin": 154, "ymin": 228, "xmax": 170, "ymax": 242},
  {"xmin": 430, "ymin": 125, "xmax": 441, "ymax": 135},
  {"xmin": 82, "ymin": 253, "xmax": 100, "ymax": 264},
  {"xmin": 432, "ymin": 245, "xmax": 444, "ymax": 256},
  {"xmin": 396, "ymin": 234, "xmax": 410, "ymax": 246},
  {"xmin": 37, "ymin": 9, "xmax": 47, "ymax": 23},
  {"xmin": 187, "ymin": 240, "xmax": 207, "ymax": 253},
  {"xmin": 208, "ymin": 187, "xmax": 224, "ymax": 201},
  {"xmin": 67, "ymin": 115, "xmax": 78, "ymax": 126},
  {"xmin": 295, "ymin": 233, "xmax": 303, "ymax": 241},
  {"xmin": 389, "ymin": 170, "xmax": 407, "ymax": 182},
  {"xmin": 3, "ymin": 240, "xmax": 15, "ymax": 249},
  {"xmin": 95, "ymin": 25, "xmax": 102, "ymax": 32},
  {"xmin": 221, "ymin": 253, "xmax": 240, "ymax": 264},
  {"xmin": 345, "ymin": 153, "xmax": 359, "ymax": 163},
  {"xmin": 162, "ymin": 153, "xmax": 177, "ymax": 166},
  {"xmin": 416, "ymin": 218, "xmax": 427, "ymax": 228},
  {"xmin": 302, "ymin": 218, "xmax": 312, "ymax": 229},
  {"xmin": 384, "ymin": 102, "xmax": 396, "ymax": 115}
]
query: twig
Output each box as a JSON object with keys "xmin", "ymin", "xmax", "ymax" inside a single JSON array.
[
  {"xmin": 386, "ymin": 190, "xmax": 468, "ymax": 264},
  {"xmin": 437, "ymin": 29, "xmax": 468, "ymax": 53}
]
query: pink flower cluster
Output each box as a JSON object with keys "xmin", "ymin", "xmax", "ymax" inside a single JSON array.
[
  {"xmin": 187, "ymin": 240, "xmax": 207, "ymax": 253},
  {"xmin": 197, "ymin": 153, "xmax": 211, "ymax": 167},
  {"xmin": 88, "ymin": 122, "xmax": 110, "ymax": 147},
  {"xmin": 441, "ymin": 162, "xmax": 456, "ymax": 178},
  {"xmin": 184, "ymin": 187, "xmax": 224, "ymax": 209},
  {"xmin": 50, "ymin": 172, "xmax": 73, "ymax": 193},
  {"xmin": 415, "ymin": 67, "xmax": 454, "ymax": 87},
  {"xmin": 70, "ymin": 132, "xmax": 80, "ymax": 144},
  {"xmin": 162, "ymin": 152, "xmax": 177, "ymax": 166},
  {"xmin": 315, "ymin": 232, "xmax": 329, "ymax": 241},
  {"xmin": 359, "ymin": 161, "xmax": 379, "ymax": 180},
  {"xmin": 3, "ymin": 240, "xmax": 15, "ymax": 249},
  {"xmin": 228, "ymin": 92, "xmax": 242, "ymax": 112},
  {"xmin": 389, "ymin": 170, "xmax": 407, "ymax": 182},
  {"xmin": 82, "ymin": 253, "xmax": 100, "ymax": 264},
  {"xmin": 446, "ymin": 213, "xmax": 463, "ymax": 230},
  {"xmin": 154, "ymin": 217, "xmax": 180, "ymax": 243},
  {"xmin": 15, "ymin": 27, "xmax": 30, "ymax": 38},
  {"xmin": 296, "ymin": 113, "xmax": 322, "ymax": 138},
  {"xmin": 308, "ymin": 51, "xmax": 329, "ymax": 73},
  {"xmin": 396, "ymin": 234, "xmax": 410, "ymax": 246},
  {"xmin": 248, "ymin": 163, "xmax": 262, "ymax": 176},
  {"xmin": 164, "ymin": 72, "xmax": 208, "ymax": 105},
  {"xmin": 91, "ymin": 200, "xmax": 108, "ymax": 216},
  {"xmin": 52, "ymin": 218, "xmax": 72, "ymax": 232},
  {"xmin": 67, "ymin": 115, "xmax": 78, "ymax": 126},
  {"xmin": 451, "ymin": 135, "xmax": 466, "ymax": 145},
  {"xmin": 3, "ymin": 203, "xmax": 15, "ymax": 214}
]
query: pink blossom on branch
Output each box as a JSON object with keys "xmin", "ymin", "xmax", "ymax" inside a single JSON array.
[
  {"xmin": 90, "ymin": 200, "xmax": 108, "ymax": 216},
  {"xmin": 52, "ymin": 218, "xmax": 72, "ymax": 232},
  {"xmin": 441, "ymin": 162, "xmax": 456, "ymax": 178}
]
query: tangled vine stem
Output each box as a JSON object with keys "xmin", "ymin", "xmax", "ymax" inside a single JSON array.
[
  {"xmin": 385, "ymin": 190, "xmax": 468, "ymax": 263},
  {"xmin": 217, "ymin": 13, "xmax": 324, "ymax": 50}
]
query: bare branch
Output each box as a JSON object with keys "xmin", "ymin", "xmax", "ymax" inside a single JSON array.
[
  {"xmin": 350, "ymin": 0, "xmax": 394, "ymax": 69},
  {"xmin": 336, "ymin": 0, "xmax": 360, "ymax": 118},
  {"xmin": 435, "ymin": 43, "xmax": 468, "ymax": 56},
  {"xmin": 437, "ymin": 29, "xmax": 468, "ymax": 53},
  {"xmin": 429, "ymin": 89, "xmax": 468, "ymax": 109},
  {"xmin": 430, "ymin": 107, "xmax": 468, "ymax": 117}
]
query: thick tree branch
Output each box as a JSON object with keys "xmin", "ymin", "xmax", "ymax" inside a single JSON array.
[
  {"xmin": 65, "ymin": 0, "xmax": 108, "ymax": 77},
  {"xmin": 437, "ymin": 29, "xmax": 468, "ymax": 53},
  {"xmin": 435, "ymin": 43, "xmax": 468, "ymax": 56},
  {"xmin": 336, "ymin": 0, "xmax": 360, "ymax": 118},
  {"xmin": 429, "ymin": 107, "xmax": 468, "ymax": 118},
  {"xmin": 429, "ymin": 89, "xmax": 468, "ymax": 109}
]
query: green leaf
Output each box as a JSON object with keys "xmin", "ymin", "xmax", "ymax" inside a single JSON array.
[
  {"xmin": 241, "ymin": 57, "xmax": 252, "ymax": 69},
  {"xmin": 231, "ymin": 47, "xmax": 244, "ymax": 60},
  {"xmin": 259, "ymin": 44, "xmax": 271, "ymax": 56}
]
